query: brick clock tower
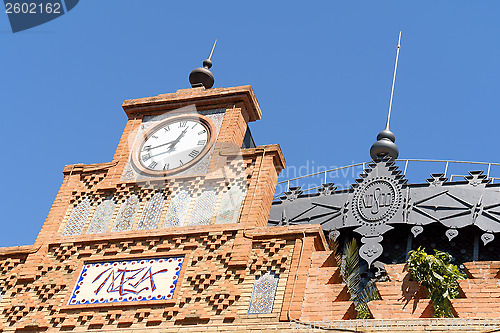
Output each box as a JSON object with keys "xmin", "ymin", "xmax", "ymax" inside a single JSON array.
[{"xmin": 0, "ymin": 78, "xmax": 339, "ymax": 331}]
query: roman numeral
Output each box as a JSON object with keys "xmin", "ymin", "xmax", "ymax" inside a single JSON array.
[
  {"xmin": 142, "ymin": 154, "xmax": 151, "ymax": 162},
  {"xmin": 197, "ymin": 140, "xmax": 206, "ymax": 146},
  {"xmin": 179, "ymin": 160, "xmax": 184, "ymax": 166},
  {"xmin": 148, "ymin": 161, "xmax": 158, "ymax": 169},
  {"xmin": 198, "ymin": 129, "xmax": 206, "ymax": 135},
  {"xmin": 188, "ymin": 150, "xmax": 200, "ymax": 159},
  {"xmin": 163, "ymin": 163, "xmax": 169, "ymax": 170},
  {"xmin": 164, "ymin": 125, "xmax": 170, "ymax": 131},
  {"xmin": 142, "ymin": 145, "xmax": 151, "ymax": 151},
  {"xmin": 179, "ymin": 121, "xmax": 187, "ymax": 128},
  {"xmin": 152, "ymin": 135, "xmax": 158, "ymax": 139}
]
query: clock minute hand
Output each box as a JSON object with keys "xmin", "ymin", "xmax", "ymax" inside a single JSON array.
[
  {"xmin": 146, "ymin": 139, "xmax": 176, "ymax": 151},
  {"xmin": 166, "ymin": 127, "xmax": 189, "ymax": 152}
]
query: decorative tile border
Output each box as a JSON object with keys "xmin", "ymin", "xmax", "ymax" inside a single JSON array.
[{"xmin": 68, "ymin": 257, "xmax": 184, "ymax": 306}]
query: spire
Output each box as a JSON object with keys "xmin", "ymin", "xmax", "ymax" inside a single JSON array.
[
  {"xmin": 189, "ymin": 40, "xmax": 217, "ymax": 89},
  {"xmin": 370, "ymin": 32, "xmax": 401, "ymax": 161}
]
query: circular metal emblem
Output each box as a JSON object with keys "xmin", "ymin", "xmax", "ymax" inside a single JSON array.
[{"xmin": 353, "ymin": 177, "xmax": 401, "ymax": 225}]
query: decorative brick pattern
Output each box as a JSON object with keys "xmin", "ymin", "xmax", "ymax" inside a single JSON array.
[
  {"xmin": 450, "ymin": 261, "xmax": 500, "ymax": 318},
  {"xmin": 298, "ymin": 250, "xmax": 356, "ymax": 321},
  {"xmin": 0, "ymin": 86, "xmax": 302, "ymax": 332},
  {"xmin": 86, "ymin": 197, "xmax": 115, "ymax": 234},
  {"xmin": 368, "ymin": 263, "xmax": 434, "ymax": 319},
  {"xmin": 62, "ymin": 197, "xmax": 92, "ymax": 236}
]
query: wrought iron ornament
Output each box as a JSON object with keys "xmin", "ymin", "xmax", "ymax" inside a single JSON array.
[{"xmin": 269, "ymin": 157, "xmax": 500, "ymax": 266}]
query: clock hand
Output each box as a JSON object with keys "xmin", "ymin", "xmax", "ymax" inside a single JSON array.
[
  {"xmin": 145, "ymin": 139, "xmax": 176, "ymax": 151},
  {"xmin": 166, "ymin": 127, "xmax": 189, "ymax": 152},
  {"xmin": 144, "ymin": 127, "xmax": 189, "ymax": 152}
]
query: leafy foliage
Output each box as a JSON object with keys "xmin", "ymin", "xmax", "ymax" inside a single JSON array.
[
  {"xmin": 339, "ymin": 238, "xmax": 380, "ymax": 319},
  {"xmin": 407, "ymin": 247, "xmax": 466, "ymax": 317}
]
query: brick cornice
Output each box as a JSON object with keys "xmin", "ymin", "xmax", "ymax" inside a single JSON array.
[
  {"xmin": 242, "ymin": 144, "xmax": 286, "ymax": 171},
  {"xmin": 122, "ymin": 85, "xmax": 261, "ymax": 122}
]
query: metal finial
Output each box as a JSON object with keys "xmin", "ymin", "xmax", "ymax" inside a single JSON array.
[
  {"xmin": 189, "ymin": 39, "xmax": 217, "ymax": 89},
  {"xmin": 386, "ymin": 31, "xmax": 401, "ymax": 131},
  {"xmin": 370, "ymin": 32, "xmax": 402, "ymax": 161},
  {"xmin": 208, "ymin": 39, "xmax": 217, "ymax": 61}
]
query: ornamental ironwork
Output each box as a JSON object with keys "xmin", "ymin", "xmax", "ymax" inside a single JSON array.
[{"xmin": 269, "ymin": 156, "xmax": 500, "ymax": 267}]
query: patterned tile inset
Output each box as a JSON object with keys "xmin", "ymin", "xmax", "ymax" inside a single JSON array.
[
  {"xmin": 111, "ymin": 194, "xmax": 140, "ymax": 232},
  {"xmin": 137, "ymin": 192, "xmax": 165, "ymax": 230},
  {"xmin": 68, "ymin": 257, "xmax": 184, "ymax": 305},
  {"xmin": 248, "ymin": 271, "xmax": 279, "ymax": 314},
  {"xmin": 86, "ymin": 198, "xmax": 115, "ymax": 234},
  {"xmin": 215, "ymin": 184, "xmax": 247, "ymax": 224},
  {"xmin": 62, "ymin": 198, "xmax": 91, "ymax": 236},
  {"xmin": 163, "ymin": 190, "xmax": 191, "ymax": 228},
  {"xmin": 188, "ymin": 188, "xmax": 216, "ymax": 226}
]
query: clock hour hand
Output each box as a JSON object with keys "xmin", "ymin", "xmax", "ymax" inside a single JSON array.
[{"xmin": 166, "ymin": 127, "xmax": 189, "ymax": 152}]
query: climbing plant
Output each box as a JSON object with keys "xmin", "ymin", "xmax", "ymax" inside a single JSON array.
[{"xmin": 406, "ymin": 247, "xmax": 466, "ymax": 318}]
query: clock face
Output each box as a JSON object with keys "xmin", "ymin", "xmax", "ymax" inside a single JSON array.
[{"xmin": 133, "ymin": 115, "xmax": 214, "ymax": 175}]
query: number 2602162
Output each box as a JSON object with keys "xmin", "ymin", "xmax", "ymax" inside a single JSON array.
[{"xmin": 5, "ymin": 2, "xmax": 62, "ymax": 14}]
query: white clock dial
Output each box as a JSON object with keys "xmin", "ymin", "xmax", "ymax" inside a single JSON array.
[{"xmin": 138, "ymin": 119, "xmax": 210, "ymax": 172}]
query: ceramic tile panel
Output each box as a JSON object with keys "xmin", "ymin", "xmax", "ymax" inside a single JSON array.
[
  {"xmin": 137, "ymin": 192, "xmax": 165, "ymax": 230},
  {"xmin": 68, "ymin": 257, "xmax": 184, "ymax": 306},
  {"xmin": 86, "ymin": 198, "xmax": 115, "ymax": 234},
  {"xmin": 188, "ymin": 188, "xmax": 216, "ymax": 226},
  {"xmin": 62, "ymin": 198, "xmax": 91, "ymax": 236},
  {"xmin": 215, "ymin": 183, "xmax": 247, "ymax": 224},
  {"xmin": 163, "ymin": 190, "xmax": 191, "ymax": 228},
  {"xmin": 111, "ymin": 194, "xmax": 139, "ymax": 232},
  {"xmin": 248, "ymin": 271, "xmax": 279, "ymax": 314}
]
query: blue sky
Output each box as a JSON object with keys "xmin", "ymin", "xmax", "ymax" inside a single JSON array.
[{"xmin": 1, "ymin": 1, "xmax": 499, "ymax": 246}]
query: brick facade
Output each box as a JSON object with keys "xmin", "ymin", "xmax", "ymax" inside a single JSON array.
[{"xmin": 1, "ymin": 85, "xmax": 499, "ymax": 332}]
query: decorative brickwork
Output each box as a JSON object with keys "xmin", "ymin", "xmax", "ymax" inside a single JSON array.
[
  {"xmin": 450, "ymin": 261, "xmax": 500, "ymax": 318},
  {"xmin": 5, "ymin": 85, "xmax": 498, "ymax": 333},
  {"xmin": 368, "ymin": 263, "xmax": 434, "ymax": 319},
  {"xmin": 0, "ymin": 226, "xmax": 325, "ymax": 331}
]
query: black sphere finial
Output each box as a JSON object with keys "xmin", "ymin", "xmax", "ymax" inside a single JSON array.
[
  {"xmin": 370, "ymin": 128, "xmax": 399, "ymax": 161},
  {"xmin": 189, "ymin": 40, "xmax": 217, "ymax": 89}
]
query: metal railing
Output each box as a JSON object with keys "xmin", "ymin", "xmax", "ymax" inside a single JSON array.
[{"xmin": 274, "ymin": 159, "xmax": 500, "ymax": 199}]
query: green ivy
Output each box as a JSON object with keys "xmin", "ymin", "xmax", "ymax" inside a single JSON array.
[{"xmin": 406, "ymin": 247, "xmax": 466, "ymax": 317}]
